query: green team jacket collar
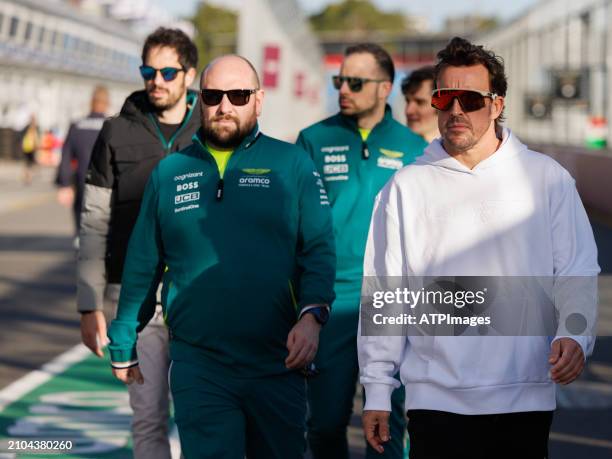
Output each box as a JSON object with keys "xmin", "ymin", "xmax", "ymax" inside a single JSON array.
[{"xmin": 337, "ymin": 104, "xmax": 395, "ymax": 133}]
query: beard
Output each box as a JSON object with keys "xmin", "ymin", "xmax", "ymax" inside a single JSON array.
[
  {"xmin": 147, "ymin": 81, "xmax": 185, "ymax": 112},
  {"xmin": 442, "ymin": 114, "xmax": 478, "ymax": 152},
  {"xmin": 339, "ymin": 95, "xmax": 378, "ymax": 119},
  {"xmin": 203, "ymin": 113, "xmax": 257, "ymax": 149}
]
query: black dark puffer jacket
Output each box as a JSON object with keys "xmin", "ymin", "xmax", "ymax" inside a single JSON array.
[{"xmin": 77, "ymin": 89, "xmax": 201, "ymax": 310}]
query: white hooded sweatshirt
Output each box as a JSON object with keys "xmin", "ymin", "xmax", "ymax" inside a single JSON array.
[{"xmin": 358, "ymin": 129, "xmax": 599, "ymax": 415}]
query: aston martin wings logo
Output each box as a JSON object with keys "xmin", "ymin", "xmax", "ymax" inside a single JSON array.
[
  {"xmin": 379, "ymin": 148, "xmax": 404, "ymax": 158},
  {"xmin": 242, "ymin": 168, "xmax": 271, "ymax": 175}
]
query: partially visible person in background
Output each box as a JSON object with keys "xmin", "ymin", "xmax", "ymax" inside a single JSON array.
[
  {"xmin": 401, "ymin": 66, "xmax": 439, "ymax": 143},
  {"xmin": 40, "ymin": 129, "xmax": 63, "ymax": 167},
  {"xmin": 78, "ymin": 27, "xmax": 200, "ymax": 459},
  {"xmin": 56, "ymin": 86, "xmax": 110, "ymax": 241},
  {"xmin": 21, "ymin": 115, "xmax": 39, "ymax": 185}
]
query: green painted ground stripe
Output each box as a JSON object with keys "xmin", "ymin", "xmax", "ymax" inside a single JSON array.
[{"xmin": 0, "ymin": 345, "xmax": 178, "ymax": 458}]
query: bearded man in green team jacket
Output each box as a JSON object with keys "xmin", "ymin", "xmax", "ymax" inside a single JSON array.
[
  {"xmin": 296, "ymin": 43, "xmax": 427, "ymax": 459},
  {"xmin": 108, "ymin": 55, "xmax": 336, "ymax": 459}
]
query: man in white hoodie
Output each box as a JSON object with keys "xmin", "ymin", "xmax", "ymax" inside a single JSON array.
[{"xmin": 358, "ymin": 37, "xmax": 599, "ymax": 459}]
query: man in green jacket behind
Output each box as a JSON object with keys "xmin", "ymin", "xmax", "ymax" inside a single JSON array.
[
  {"xmin": 296, "ymin": 43, "xmax": 427, "ymax": 459},
  {"xmin": 109, "ymin": 55, "xmax": 336, "ymax": 459}
]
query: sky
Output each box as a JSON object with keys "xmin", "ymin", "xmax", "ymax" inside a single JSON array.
[{"xmin": 154, "ymin": 0, "xmax": 539, "ymax": 31}]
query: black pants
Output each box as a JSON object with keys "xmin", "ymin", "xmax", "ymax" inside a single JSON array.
[
  {"xmin": 407, "ymin": 409, "xmax": 554, "ymax": 459},
  {"xmin": 73, "ymin": 185, "xmax": 83, "ymax": 235}
]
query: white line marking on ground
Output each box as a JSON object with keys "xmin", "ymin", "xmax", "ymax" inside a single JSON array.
[{"xmin": 0, "ymin": 344, "xmax": 90, "ymax": 413}]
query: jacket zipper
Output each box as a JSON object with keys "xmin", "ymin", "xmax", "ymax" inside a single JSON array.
[
  {"xmin": 357, "ymin": 113, "xmax": 388, "ymax": 160},
  {"xmin": 194, "ymin": 131, "xmax": 260, "ymax": 202},
  {"xmin": 148, "ymin": 99, "xmax": 196, "ymax": 155},
  {"xmin": 362, "ymin": 142, "xmax": 370, "ymax": 159},
  {"xmin": 193, "ymin": 136, "xmax": 230, "ymax": 201},
  {"xmin": 216, "ymin": 178, "xmax": 224, "ymax": 201}
]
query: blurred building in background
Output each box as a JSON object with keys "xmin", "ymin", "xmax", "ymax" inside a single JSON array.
[
  {"xmin": 480, "ymin": 0, "xmax": 612, "ymax": 149},
  {"xmin": 238, "ymin": 0, "xmax": 326, "ymax": 140},
  {"xmin": 444, "ymin": 15, "xmax": 499, "ymax": 37},
  {"xmin": 98, "ymin": 0, "xmax": 194, "ymax": 38},
  {"xmin": 0, "ymin": 0, "xmax": 144, "ymax": 158},
  {"xmin": 0, "ymin": 0, "xmax": 194, "ymax": 160},
  {"xmin": 480, "ymin": 0, "xmax": 612, "ymax": 217}
]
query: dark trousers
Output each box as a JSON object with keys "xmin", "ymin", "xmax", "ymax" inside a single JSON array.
[
  {"xmin": 74, "ymin": 185, "xmax": 83, "ymax": 235},
  {"xmin": 170, "ymin": 360, "xmax": 306, "ymax": 459},
  {"xmin": 307, "ymin": 308, "xmax": 406, "ymax": 459},
  {"xmin": 407, "ymin": 409, "xmax": 554, "ymax": 459}
]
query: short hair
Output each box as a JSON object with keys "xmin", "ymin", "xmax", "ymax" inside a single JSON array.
[
  {"xmin": 91, "ymin": 85, "xmax": 109, "ymax": 111},
  {"xmin": 401, "ymin": 66, "xmax": 435, "ymax": 96},
  {"xmin": 434, "ymin": 37, "xmax": 507, "ymax": 124},
  {"xmin": 142, "ymin": 27, "xmax": 198, "ymax": 70},
  {"xmin": 345, "ymin": 43, "xmax": 395, "ymax": 83},
  {"xmin": 92, "ymin": 85, "xmax": 109, "ymax": 100}
]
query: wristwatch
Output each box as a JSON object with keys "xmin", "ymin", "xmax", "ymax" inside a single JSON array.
[{"xmin": 304, "ymin": 306, "xmax": 330, "ymax": 326}]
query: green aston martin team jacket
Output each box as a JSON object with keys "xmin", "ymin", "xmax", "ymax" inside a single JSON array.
[
  {"xmin": 108, "ymin": 125, "xmax": 336, "ymax": 378},
  {"xmin": 296, "ymin": 106, "xmax": 427, "ymax": 309}
]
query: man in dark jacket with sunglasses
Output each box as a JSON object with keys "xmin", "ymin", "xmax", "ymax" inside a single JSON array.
[
  {"xmin": 296, "ymin": 43, "xmax": 427, "ymax": 459},
  {"xmin": 77, "ymin": 27, "xmax": 200, "ymax": 459}
]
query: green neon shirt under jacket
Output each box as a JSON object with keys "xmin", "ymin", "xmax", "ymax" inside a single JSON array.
[
  {"xmin": 296, "ymin": 106, "xmax": 427, "ymax": 309},
  {"xmin": 108, "ymin": 125, "xmax": 336, "ymax": 378}
]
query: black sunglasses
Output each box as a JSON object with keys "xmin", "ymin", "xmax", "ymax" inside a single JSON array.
[
  {"xmin": 200, "ymin": 89, "xmax": 258, "ymax": 106},
  {"xmin": 431, "ymin": 88, "xmax": 498, "ymax": 112},
  {"xmin": 332, "ymin": 75, "xmax": 387, "ymax": 92},
  {"xmin": 139, "ymin": 65, "xmax": 185, "ymax": 82}
]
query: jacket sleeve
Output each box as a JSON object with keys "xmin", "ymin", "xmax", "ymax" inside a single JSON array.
[
  {"xmin": 108, "ymin": 168, "xmax": 164, "ymax": 366},
  {"xmin": 358, "ymin": 180, "xmax": 406, "ymax": 412},
  {"xmin": 77, "ymin": 122, "xmax": 114, "ymax": 312},
  {"xmin": 550, "ymin": 168, "xmax": 600, "ymax": 358},
  {"xmin": 56, "ymin": 123, "xmax": 76, "ymax": 187},
  {"xmin": 294, "ymin": 150, "xmax": 335, "ymax": 311}
]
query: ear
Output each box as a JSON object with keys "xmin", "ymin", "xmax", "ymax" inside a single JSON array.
[
  {"xmin": 185, "ymin": 67, "xmax": 197, "ymax": 88},
  {"xmin": 490, "ymin": 95, "xmax": 504, "ymax": 121},
  {"xmin": 254, "ymin": 89, "xmax": 265, "ymax": 117},
  {"xmin": 379, "ymin": 81, "xmax": 392, "ymax": 100}
]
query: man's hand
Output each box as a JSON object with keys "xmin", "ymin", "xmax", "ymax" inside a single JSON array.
[
  {"xmin": 285, "ymin": 313, "xmax": 321, "ymax": 369},
  {"xmin": 549, "ymin": 337, "xmax": 585, "ymax": 385},
  {"xmin": 80, "ymin": 310, "xmax": 109, "ymax": 358},
  {"xmin": 112, "ymin": 365, "xmax": 144, "ymax": 385},
  {"xmin": 363, "ymin": 410, "xmax": 391, "ymax": 454},
  {"xmin": 57, "ymin": 186, "xmax": 75, "ymax": 207}
]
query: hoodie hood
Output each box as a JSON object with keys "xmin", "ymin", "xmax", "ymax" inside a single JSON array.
[{"xmin": 417, "ymin": 128, "xmax": 527, "ymax": 174}]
